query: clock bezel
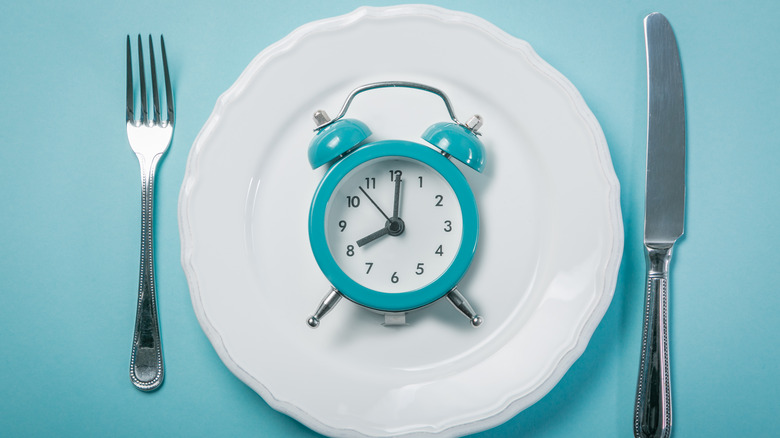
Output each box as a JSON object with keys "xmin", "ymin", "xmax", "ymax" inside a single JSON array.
[{"xmin": 308, "ymin": 139, "xmax": 479, "ymax": 312}]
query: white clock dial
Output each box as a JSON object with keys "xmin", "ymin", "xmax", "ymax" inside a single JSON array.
[{"xmin": 325, "ymin": 156, "xmax": 463, "ymax": 293}]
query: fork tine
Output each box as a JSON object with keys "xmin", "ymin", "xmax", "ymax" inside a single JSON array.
[
  {"xmin": 137, "ymin": 34, "xmax": 148, "ymax": 124},
  {"xmin": 160, "ymin": 35, "xmax": 174, "ymax": 125},
  {"xmin": 126, "ymin": 35, "xmax": 134, "ymax": 122},
  {"xmin": 148, "ymin": 35, "xmax": 161, "ymax": 124}
]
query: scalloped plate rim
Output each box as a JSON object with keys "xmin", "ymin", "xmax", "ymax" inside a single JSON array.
[{"xmin": 178, "ymin": 4, "xmax": 623, "ymax": 437}]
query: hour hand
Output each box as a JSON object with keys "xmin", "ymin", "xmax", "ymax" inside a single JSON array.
[{"xmin": 357, "ymin": 227, "xmax": 389, "ymax": 247}]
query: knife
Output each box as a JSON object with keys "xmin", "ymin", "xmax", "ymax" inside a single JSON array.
[{"xmin": 635, "ymin": 12, "xmax": 685, "ymax": 438}]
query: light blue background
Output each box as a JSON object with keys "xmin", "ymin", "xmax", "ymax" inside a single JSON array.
[{"xmin": 2, "ymin": 1, "xmax": 778, "ymax": 437}]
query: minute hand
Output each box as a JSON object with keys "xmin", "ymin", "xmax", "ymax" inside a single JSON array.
[
  {"xmin": 359, "ymin": 187, "xmax": 390, "ymax": 221},
  {"xmin": 392, "ymin": 177, "xmax": 402, "ymax": 218}
]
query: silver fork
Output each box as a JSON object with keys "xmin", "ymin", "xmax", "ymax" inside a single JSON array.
[{"xmin": 126, "ymin": 34, "xmax": 174, "ymax": 391}]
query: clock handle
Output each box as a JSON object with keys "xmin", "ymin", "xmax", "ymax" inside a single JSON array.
[
  {"xmin": 307, "ymin": 287, "xmax": 343, "ymax": 328},
  {"xmin": 315, "ymin": 81, "xmax": 467, "ymax": 131},
  {"xmin": 446, "ymin": 288, "xmax": 483, "ymax": 327}
]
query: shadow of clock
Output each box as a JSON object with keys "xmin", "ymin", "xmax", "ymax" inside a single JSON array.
[
  {"xmin": 325, "ymin": 295, "xmax": 483, "ymax": 349},
  {"xmin": 331, "ymin": 298, "xmax": 467, "ymax": 329},
  {"xmin": 407, "ymin": 298, "xmax": 484, "ymax": 332}
]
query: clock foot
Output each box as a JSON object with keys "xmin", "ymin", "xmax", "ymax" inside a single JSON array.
[
  {"xmin": 383, "ymin": 312, "xmax": 407, "ymax": 326},
  {"xmin": 446, "ymin": 287, "xmax": 482, "ymax": 327},
  {"xmin": 307, "ymin": 287, "xmax": 342, "ymax": 328}
]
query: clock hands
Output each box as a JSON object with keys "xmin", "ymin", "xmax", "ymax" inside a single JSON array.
[
  {"xmin": 357, "ymin": 227, "xmax": 389, "ymax": 247},
  {"xmin": 356, "ymin": 178, "xmax": 405, "ymax": 248},
  {"xmin": 359, "ymin": 186, "xmax": 391, "ymax": 222},
  {"xmin": 392, "ymin": 176, "xmax": 402, "ymax": 219}
]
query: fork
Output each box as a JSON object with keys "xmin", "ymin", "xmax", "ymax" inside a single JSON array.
[{"xmin": 126, "ymin": 34, "xmax": 174, "ymax": 391}]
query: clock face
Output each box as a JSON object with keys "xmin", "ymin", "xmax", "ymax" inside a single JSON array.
[{"xmin": 324, "ymin": 156, "xmax": 463, "ymax": 293}]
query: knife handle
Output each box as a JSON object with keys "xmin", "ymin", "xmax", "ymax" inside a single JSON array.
[{"xmin": 635, "ymin": 246, "xmax": 673, "ymax": 438}]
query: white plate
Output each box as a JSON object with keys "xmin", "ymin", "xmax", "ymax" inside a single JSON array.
[{"xmin": 179, "ymin": 5, "xmax": 623, "ymax": 437}]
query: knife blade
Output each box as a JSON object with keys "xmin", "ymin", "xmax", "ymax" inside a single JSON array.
[{"xmin": 635, "ymin": 12, "xmax": 685, "ymax": 438}]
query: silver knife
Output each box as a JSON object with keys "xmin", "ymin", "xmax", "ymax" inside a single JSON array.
[{"xmin": 635, "ymin": 12, "xmax": 685, "ymax": 438}]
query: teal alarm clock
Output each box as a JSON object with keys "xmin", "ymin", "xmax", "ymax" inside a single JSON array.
[{"xmin": 306, "ymin": 82, "xmax": 485, "ymax": 328}]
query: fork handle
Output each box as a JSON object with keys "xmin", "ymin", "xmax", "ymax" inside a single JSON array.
[
  {"xmin": 130, "ymin": 154, "xmax": 164, "ymax": 391},
  {"xmin": 635, "ymin": 246, "xmax": 673, "ymax": 438}
]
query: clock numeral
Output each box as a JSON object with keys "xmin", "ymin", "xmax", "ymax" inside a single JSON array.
[
  {"xmin": 346, "ymin": 245, "xmax": 355, "ymax": 257},
  {"xmin": 391, "ymin": 272, "xmax": 399, "ymax": 283},
  {"xmin": 418, "ymin": 176, "xmax": 423, "ymax": 188},
  {"xmin": 435, "ymin": 245, "xmax": 443, "ymax": 256},
  {"xmin": 346, "ymin": 196, "xmax": 360, "ymax": 208},
  {"xmin": 365, "ymin": 262, "xmax": 373, "ymax": 274},
  {"xmin": 389, "ymin": 169, "xmax": 402, "ymax": 182},
  {"xmin": 338, "ymin": 220, "xmax": 347, "ymax": 232},
  {"xmin": 434, "ymin": 195, "xmax": 444, "ymax": 206},
  {"xmin": 364, "ymin": 177, "xmax": 376, "ymax": 189},
  {"xmin": 416, "ymin": 263, "xmax": 424, "ymax": 275},
  {"xmin": 444, "ymin": 220, "xmax": 452, "ymax": 232}
]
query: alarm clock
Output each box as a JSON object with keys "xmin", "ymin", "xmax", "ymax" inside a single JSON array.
[{"xmin": 306, "ymin": 81, "xmax": 485, "ymax": 328}]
